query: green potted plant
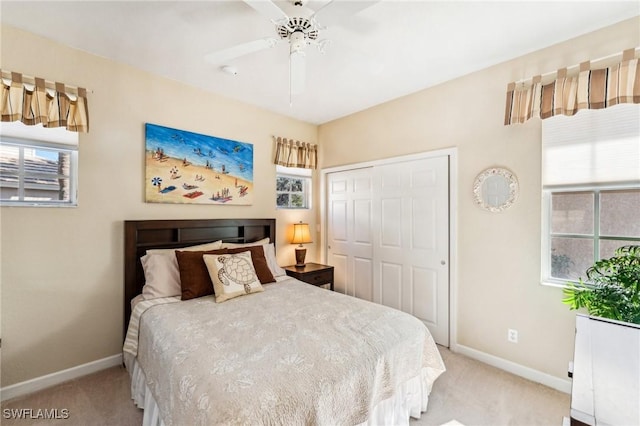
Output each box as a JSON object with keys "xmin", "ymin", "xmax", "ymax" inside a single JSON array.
[{"xmin": 562, "ymin": 245, "xmax": 640, "ymax": 324}]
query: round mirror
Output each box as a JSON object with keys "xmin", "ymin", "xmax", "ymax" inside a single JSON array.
[{"xmin": 473, "ymin": 167, "xmax": 519, "ymax": 212}]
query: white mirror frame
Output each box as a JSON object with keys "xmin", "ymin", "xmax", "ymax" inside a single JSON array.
[{"xmin": 473, "ymin": 167, "xmax": 519, "ymax": 213}]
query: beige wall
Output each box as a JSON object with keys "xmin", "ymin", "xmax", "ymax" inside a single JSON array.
[
  {"xmin": 0, "ymin": 25, "xmax": 318, "ymax": 387},
  {"xmin": 318, "ymin": 17, "xmax": 640, "ymax": 381}
]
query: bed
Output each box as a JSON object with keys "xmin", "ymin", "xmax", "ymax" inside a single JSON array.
[{"xmin": 123, "ymin": 218, "xmax": 445, "ymax": 425}]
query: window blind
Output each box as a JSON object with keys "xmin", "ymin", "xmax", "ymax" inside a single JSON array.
[
  {"xmin": 0, "ymin": 121, "xmax": 78, "ymax": 145},
  {"xmin": 276, "ymin": 164, "xmax": 312, "ymax": 177},
  {"xmin": 542, "ymin": 104, "xmax": 640, "ymax": 186}
]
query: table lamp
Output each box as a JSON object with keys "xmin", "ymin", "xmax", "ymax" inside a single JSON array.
[{"xmin": 291, "ymin": 221, "xmax": 312, "ymax": 266}]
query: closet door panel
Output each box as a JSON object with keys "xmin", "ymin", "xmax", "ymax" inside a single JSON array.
[
  {"xmin": 380, "ymin": 261, "xmax": 402, "ymax": 310},
  {"xmin": 329, "ymin": 253, "xmax": 348, "ymax": 294},
  {"xmin": 327, "ymin": 168, "xmax": 374, "ymax": 299},
  {"xmin": 330, "ymin": 200, "xmax": 348, "ymax": 241},
  {"xmin": 411, "ymin": 198, "xmax": 437, "ymax": 250},
  {"xmin": 373, "ymin": 156, "xmax": 449, "ymax": 346},
  {"xmin": 354, "ymin": 257, "xmax": 373, "ymax": 301},
  {"xmin": 380, "ymin": 198, "xmax": 402, "ymax": 248},
  {"xmin": 411, "ymin": 266, "xmax": 438, "ymax": 324},
  {"xmin": 354, "ymin": 199, "xmax": 372, "ymax": 244}
]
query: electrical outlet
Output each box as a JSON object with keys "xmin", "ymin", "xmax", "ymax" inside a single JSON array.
[{"xmin": 508, "ymin": 328, "xmax": 518, "ymax": 343}]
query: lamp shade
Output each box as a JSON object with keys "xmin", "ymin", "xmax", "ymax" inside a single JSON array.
[{"xmin": 291, "ymin": 222, "xmax": 312, "ymax": 245}]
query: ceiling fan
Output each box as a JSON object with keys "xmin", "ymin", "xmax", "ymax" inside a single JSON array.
[{"xmin": 204, "ymin": 0, "xmax": 377, "ymax": 98}]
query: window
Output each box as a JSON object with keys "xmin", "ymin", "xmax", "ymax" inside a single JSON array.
[
  {"xmin": 542, "ymin": 104, "xmax": 640, "ymax": 285},
  {"xmin": 276, "ymin": 165, "xmax": 311, "ymax": 209},
  {"xmin": 0, "ymin": 122, "xmax": 78, "ymax": 207}
]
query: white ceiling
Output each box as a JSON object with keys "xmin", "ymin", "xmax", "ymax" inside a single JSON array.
[{"xmin": 2, "ymin": 1, "xmax": 638, "ymax": 124}]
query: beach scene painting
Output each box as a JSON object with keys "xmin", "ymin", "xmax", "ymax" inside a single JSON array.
[{"xmin": 145, "ymin": 123, "xmax": 253, "ymax": 205}]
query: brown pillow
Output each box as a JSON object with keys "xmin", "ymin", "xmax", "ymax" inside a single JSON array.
[
  {"xmin": 175, "ymin": 249, "xmax": 220, "ymax": 300},
  {"xmin": 175, "ymin": 246, "xmax": 276, "ymax": 301},
  {"xmin": 222, "ymin": 246, "xmax": 276, "ymax": 285}
]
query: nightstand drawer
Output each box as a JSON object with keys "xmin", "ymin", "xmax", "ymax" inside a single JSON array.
[
  {"xmin": 284, "ymin": 263, "xmax": 334, "ymax": 291},
  {"xmin": 307, "ymin": 269, "xmax": 333, "ymax": 285}
]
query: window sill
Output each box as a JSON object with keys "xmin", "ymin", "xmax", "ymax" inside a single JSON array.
[
  {"xmin": 1, "ymin": 202, "xmax": 78, "ymax": 208},
  {"xmin": 541, "ymin": 280, "xmax": 571, "ymax": 289},
  {"xmin": 276, "ymin": 207, "xmax": 310, "ymax": 210}
]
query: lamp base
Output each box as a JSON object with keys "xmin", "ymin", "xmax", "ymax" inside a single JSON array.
[{"xmin": 295, "ymin": 247, "xmax": 307, "ymax": 267}]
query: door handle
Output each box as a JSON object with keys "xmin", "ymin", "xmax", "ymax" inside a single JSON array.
[{"xmin": 441, "ymin": 260, "xmax": 446, "ymax": 265}]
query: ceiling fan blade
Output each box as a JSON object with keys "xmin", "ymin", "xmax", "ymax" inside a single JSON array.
[
  {"xmin": 243, "ymin": 0, "xmax": 288, "ymax": 22},
  {"xmin": 313, "ymin": 0, "xmax": 379, "ymax": 27},
  {"xmin": 290, "ymin": 50, "xmax": 306, "ymax": 95},
  {"xmin": 204, "ymin": 38, "xmax": 281, "ymax": 64}
]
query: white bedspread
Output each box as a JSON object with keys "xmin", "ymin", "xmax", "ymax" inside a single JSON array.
[{"xmin": 127, "ymin": 278, "xmax": 445, "ymax": 425}]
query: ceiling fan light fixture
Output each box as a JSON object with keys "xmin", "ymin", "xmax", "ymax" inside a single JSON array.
[{"xmin": 289, "ymin": 31, "xmax": 307, "ymax": 53}]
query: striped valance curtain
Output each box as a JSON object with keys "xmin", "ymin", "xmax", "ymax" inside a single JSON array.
[
  {"xmin": 504, "ymin": 48, "xmax": 639, "ymax": 125},
  {"xmin": 273, "ymin": 136, "xmax": 317, "ymax": 169},
  {"xmin": 1, "ymin": 70, "xmax": 89, "ymax": 132}
]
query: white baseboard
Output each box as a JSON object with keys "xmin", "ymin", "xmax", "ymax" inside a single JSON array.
[
  {"xmin": 1, "ymin": 354, "xmax": 123, "ymax": 402},
  {"xmin": 452, "ymin": 344, "xmax": 572, "ymax": 394}
]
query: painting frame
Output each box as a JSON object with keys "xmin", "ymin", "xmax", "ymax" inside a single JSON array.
[{"xmin": 145, "ymin": 123, "xmax": 254, "ymax": 205}]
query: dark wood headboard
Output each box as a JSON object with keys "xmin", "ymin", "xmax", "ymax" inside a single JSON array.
[{"xmin": 124, "ymin": 218, "xmax": 276, "ymax": 338}]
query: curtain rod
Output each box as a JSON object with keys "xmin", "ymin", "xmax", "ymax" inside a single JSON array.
[
  {"xmin": 513, "ymin": 47, "xmax": 639, "ymax": 85},
  {"xmin": 0, "ymin": 69, "xmax": 93, "ymax": 94}
]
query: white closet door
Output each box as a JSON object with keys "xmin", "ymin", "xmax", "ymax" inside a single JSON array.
[
  {"xmin": 373, "ymin": 156, "xmax": 449, "ymax": 346},
  {"xmin": 326, "ymin": 168, "xmax": 374, "ymax": 300}
]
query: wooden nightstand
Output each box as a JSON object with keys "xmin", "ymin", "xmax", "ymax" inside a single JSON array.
[{"xmin": 284, "ymin": 263, "xmax": 334, "ymax": 291}]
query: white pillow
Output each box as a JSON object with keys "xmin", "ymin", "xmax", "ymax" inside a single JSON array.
[
  {"xmin": 203, "ymin": 252, "xmax": 264, "ymax": 303},
  {"xmin": 146, "ymin": 240, "xmax": 222, "ymax": 254},
  {"xmin": 263, "ymin": 243, "xmax": 286, "ymax": 277},
  {"xmin": 141, "ymin": 252, "xmax": 181, "ymax": 299},
  {"xmin": 221, "ymin": 237, "xmax": 270, "ymax": 249},
  {"xmin": 141, "ymin": 240, "xmax": 223, "ymax": 299}
]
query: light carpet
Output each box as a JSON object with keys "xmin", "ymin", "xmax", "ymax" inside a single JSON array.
[{"xmin": 1, "ymin": 346, "xmax": 569, "ymax": 425}]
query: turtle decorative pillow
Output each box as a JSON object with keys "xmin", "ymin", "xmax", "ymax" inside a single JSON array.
[{"xmin": 203, "ymin": 251, "xmax": 264, "ymax": 303}]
